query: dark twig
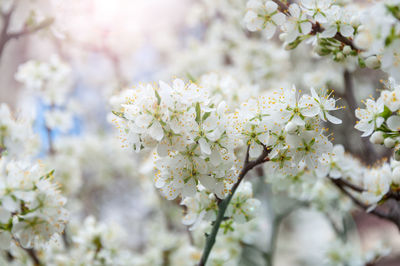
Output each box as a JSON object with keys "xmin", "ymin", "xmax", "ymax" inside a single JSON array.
[
  {"xmin": 0, "ymin": 2, "xmax": 53, "ymax": 60},
  {"xmin": 198, "ymin": 146, "xmax": 270, "ymax": 266},
  {"xmin": 334, "ymin": 178, "xmax": 365, "ymax": 193},
  {"xmin": 23, "ymin": 248, "xmax": 41, "ymax": 266},
  {"xmin": 330, "ymin": 178, "xmax": 400, "ymax": 230}
]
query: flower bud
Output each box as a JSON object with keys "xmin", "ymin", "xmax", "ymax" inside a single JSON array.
[
  {"xmin": 343, "ymin": 46, "xmax": 352, "ymax": 55},
  {"xmin": 395, "ymin": 148, "xmax": 400, "ymax": 161},
  {"xmin": 393, "ymin": 167, "xmax": 400, "ymax": 184},
  {"xmin": 351, "ymin": 17, "xmax": 361, "ymax": 27},
  {"xmin": 279, "ymin": 33, "xmax": 287, "ymax": 42},
  {"xmin": 285, "ymin": 121, "xmax": 298, "ymax": 134},
  {"xmin": 370, "ymin": 131, "xmax": 384, "ymax": 144},
  {"xmin": 384, "ymin": 138, "xmax": 396, "ymax": 148},
  {"xmin": 335, "ymin": 52, "xmax": 344, "ymax": 61},
  {"xmin": 357, "ymin": 25, "xmax": 365, "ymax": 32},
  {"xmin": 365, "ymin": 56, "xmax": 381, "ymax": 69}
]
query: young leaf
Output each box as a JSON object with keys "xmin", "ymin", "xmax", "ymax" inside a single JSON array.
[
  {"xmin": 112, "ymin": 111, "xmax": 125, "ymax": 119},
  {"xmin": 155, "ymin": 90, "xmax": 161, "ymax": 105},
  {"xmin": 195, "ymin": 102, "xmax": 201, "ymax": 124},
  {"xmin": 202, "ymin": 112, "xmax": 211, "ymax": 122}
]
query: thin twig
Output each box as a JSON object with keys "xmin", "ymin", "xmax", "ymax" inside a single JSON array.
[
  {"xmin": 0, "ymin": 1, "xmax": 16, "ymax": 57},
  {"xmin": 23, "ymin": 248, "xmax": 41, "ymax": 266},
  {"xmin": 0, "ymin": 4, "xmax": 53, "ymax": 60},
  {"xmin": 7, "ymin": 18, "xmax": 54, "ymax": 41},
  {"xmin": 333, "ymin": 178, "xmax": 365, "ymax": 193},
  {"xmin": 198, "ymin": 146, "xmax": 270, "ymax": 266},
  {"xmin": 330, "ymin": 178, "xmax": 400, "ymax": 230}
]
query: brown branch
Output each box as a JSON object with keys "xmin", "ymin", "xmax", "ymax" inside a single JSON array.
[
  {"xmin": 330, "ymin": 178, "xmax": 400, "ymax": 230},
  {"xmin": 7, "ymin": 18, "xmax": 54, "ymax": 41},
  {"xmin": 198, "ymin": 146, "xmax": 270, "ymax": 266},
  {"xmin": 333, "ymin": 178, "xmax": 365, "ymax": 193},
  {"xmin": 0, "ymin": 0, "xmax": 53, "ymax": 60},
  {"xmin": 0, "ymin": 1, "xmax": 16, "ymax": 57},
  {"xmin": 23, "ymin": 248, "xmax": 41, "ymax": 266},
  {"xmin": 271, "ymin": 0, "xmax": 289, "ymax": 13}
]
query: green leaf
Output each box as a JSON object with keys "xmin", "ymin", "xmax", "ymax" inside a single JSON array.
[
  {"xmin": 186, "ymin": 73, "xmax": 197, "ymax": 83},
  {"xmin": 386, "ymin": 4, "xmax": 400, "ymax": 21},
  {"xmin": 358, "ymin": 57, "xmax": 366, "ymax": 68},
  {"xmin": 379, "ymin": 105, "xmax": 392, "ymax": 119},
  {"xmin": 112, "ymin": 111, "xmax": 125, "ymax": 118},
  {"xmin": 41, "ymin": 169, "xmax": 55, "ymax": 180},
  {"xmin": 202, "ymin": 112, "xmax": 211, "ymax": 122},
  {"xmin": 286, "ymin": 36, "xmax": 303, "ymax": 50},
  {"xmin": 195, "ymin": 102, "xmax": 201, "ymax": 124},
  {"xmin": 154, "ymin": 90, "xmax": 161, "ymax": 105}
]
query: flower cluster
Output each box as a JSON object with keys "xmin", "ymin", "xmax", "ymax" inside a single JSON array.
[
  {"xmin": 198, "ymin": 72, "xmax": 259, "ymax": 109},
  {"xmin": 113, "ymin": 78, "xmax": 342, "ymax": 211},
  {"xmin": 325, "ymin": 239, "xmax": 390, "ymax": 266},
  {"xmin": 43, "ymin": 216, "xmax": 134, "ymax": 265},
  {"xmin": 355, "ymin": 78, "xmax": 400, "ymax": 155},
  {"xmin": 182, "ymin": 181, "xmax": 260, "ymax": 229},
  {"xmin": 244, "ymin": 0, "xmax": 400, "ymax": 77},
  {"xmin": 113, "ymin": 79, "xmax": 240, "ymax": 200},
  {"xmin": 0, "ymin": 104, "xmax": 39, "ymax": 158},
  {"xmin": 0, "ymin": 158, "xmax": 68, "ymax": 249},
  {"xmin": 15, "ymin": 55, "xmax": 75, "ymax": 133},
  {"xmin": 15, "ymin": 55, "xmax": 73, "ymax": 106}
]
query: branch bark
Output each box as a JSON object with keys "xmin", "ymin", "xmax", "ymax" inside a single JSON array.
[
  {"xmin": 23, "ymin": 247, "xmax": 42, "ymax": 266},
  {"xmin": 330, "ymin": 178, "xmax": 400, "ymax": 230},
  {"xmin": 0, "ymin": 2, "xmax": 53, "ymax": 60},
  {"xmin": 198, "ymin": 146, "xmax": 270, "ymax": 266}
]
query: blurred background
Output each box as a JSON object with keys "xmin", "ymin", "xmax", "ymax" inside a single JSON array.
[{"xmin": 1, "ymin": 0, "xmax": 400, "ymax": 265}]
